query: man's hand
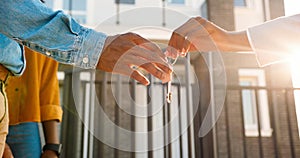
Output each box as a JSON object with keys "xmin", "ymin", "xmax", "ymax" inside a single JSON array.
[
  {"xmin": 166, "ymin": 17, "xmax": 230, "ymax": 59},
  {"xmin": 41, "ymin": 150, "xmax": 58, "ymax": 158},
  {"xmin": 97, "ymin": 33, "xmax": 172, "ymax": 85},
  {"xmin": 3, "ymin": 143, "xmax": 13, "ymax": 158}
]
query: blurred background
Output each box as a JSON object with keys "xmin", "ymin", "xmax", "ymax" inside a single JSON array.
[{"xmin": 42, "ymin": 0, "xmax": 300, "ymax": 157}]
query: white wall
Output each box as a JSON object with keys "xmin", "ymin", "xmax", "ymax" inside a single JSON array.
[
  {"xmin": 47, "ymin": 0, "xmax": 204, "ymax": 39},
  {"xmin": 86, "ymin": 0, "xmax": 203, "ymax": 39},
  {"xmin": 234, "ymin": 0, "xmax": 265, "ymax": 30}
]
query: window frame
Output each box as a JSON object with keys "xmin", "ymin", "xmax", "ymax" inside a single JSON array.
[
  {"xmin": 234, "ymin": 0, "xmax": 254, "ymax": 8},
  {"xmin": 167, "ymin": 0, "xmax": 186, "ymax": 5},
  {"xmin": 239, "ymin": 69, "xmax": 272, "ymax": 137},
  {"xmin": 115, "ymin": 0, "xmax": 135, "ymax": 4},
  {"xmin": 234, "ymin": 0, "xmax": 247, "ymax": 7}
]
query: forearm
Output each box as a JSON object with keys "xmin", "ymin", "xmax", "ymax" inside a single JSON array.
[
  {"xmin": 0, "ymin": 34, "xmax": 25, "ymax": 76},
  {"xmin": 42, "ymin": 120, "xmax": 59, "ymax": 144},
  {"xmin": 225, "ymin": 30, "xmax": 253, "ymax": 52},
  {"xmin": 0, "ymin": 0, "xmax": 107, "ymax": 69}
]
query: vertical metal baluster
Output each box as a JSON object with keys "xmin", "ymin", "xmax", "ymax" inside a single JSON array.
[
  {"xmin": 208, "ymin": 52, "xmax": 218, "ymax": 158},
  {"xmin": 88, "ymin": 71, "xmax": 96, "ymax": 158},
  {"xmin": 82, "ymin": 79, "xmax": 88, "ymax": 158},
  {"xmin": 185, "ymin": 54, "xmax": 194, "ymax": 158},
  {"xmin": 254, "ymin": 90, "xmax": 263, "ymax": 158},
  {"xmin": 115, "ymin": 0, "xmax": 120, "ymax": 24},
  {"xmin": 148, "ymin": 76, "xmax": 153, "ymax": 158},
  {"xmin": 167, "ymin": 85, "xmax": 172, "ymax": 158},
  {"xmin": 224, "ymin": 97, "xmax": 231, "ymax": 158},
  {"xmin": 162, "ymin": 0, "xmax": 166, "ymax": 27},
  {"xmin": 177, "ymin": 84, "xmax": 183, "ymax": 158},
  {"xmin": 114, "ymin": 75, "xmax": 122, "ymax": 158},
  {"xmin": 99, "ymin": 72, "xmax": 108, "ymax": 157},
  {"xmin": 266, "ymin": 89, "xmax": 278, "ymax": 158},
  {"xmin": 285, "ymin": 89, "xmax": 296, "ymax": 158},
  {"xmin": 162, "ymin": 84, "xmax": 168, "ymax": 158},
  {"xmin": 130, "ymin": 79, "xmax": 136, "ymax": 158},
  {"xmin": 69, "ymin": 0, "xmax": 72, "ymax": 16},
  {"xmin": 239, "ymin": 89, "xmax": 248, "ymax": 158}
]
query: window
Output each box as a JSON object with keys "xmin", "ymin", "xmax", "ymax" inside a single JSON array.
[
  {"xmin": 200, "ymin": 2, "xmax": 207, "ymax": 19},
  {"xmin": 234, "ymin": 0, "xmax": 246, "ymax": 7},
  {"xmin": 239, "ymin": 69, "xmax": 272, "ymax": 137},
  {"xmin": 63, "ymin": 0, "xmax": 87, "ymax": 24},
  {"xmin": 168, "ymin": 0, "xmax": 185, "ymax": 4},
  {"xmin": 115, "ymin": 0, "xmax": 135, "ymax": 4},
  {"xmin": 240, "ymin": 78, "xmax": 258, "ymax": 130}
]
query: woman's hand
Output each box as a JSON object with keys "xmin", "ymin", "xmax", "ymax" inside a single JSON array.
[{"xmin": 166, "ymin": 17, "xmax": 251, "ymax": 58}]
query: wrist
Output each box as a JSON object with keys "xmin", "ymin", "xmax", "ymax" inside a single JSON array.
[
  {"xmin": 43, "ymin": 149, "xmax": 58, "ymax": 157},
  {"xmin": 228, "ymin": 31, "xmax": 252, "ymax": 52},
  {"xmin": 43, "ymin": 143, "xmax": 62, "ymax": 157},
  {"xmin": 213, "ymin": 30, "xmax": 236, "ymax": 52}
]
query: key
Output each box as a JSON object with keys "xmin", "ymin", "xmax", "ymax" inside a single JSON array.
[
  {"xmin": 166, "ymin": 77, "xmax": 172, "ymax": 104},
  {"xmin": 164, "ymin": 49, "xmax": 178, "ymax": 104}
]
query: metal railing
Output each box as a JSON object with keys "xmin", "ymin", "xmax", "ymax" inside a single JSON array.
[
  {"xmin": 222, "ymin": 86, "xmax": 300, "ymax": 158},
  {"xmin": 58, "ymin": 67, "xmax": 300, "ymax": 158},
  {"xmin": 58, "ymin": 66, "xmax": 196, "ymax": 158}
]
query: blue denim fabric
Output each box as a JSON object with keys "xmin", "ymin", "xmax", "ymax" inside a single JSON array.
[
  {"xmin": 6, "ymin": 122, "xmax": 41, "ymax": 158},
  {"xmin": 0, "ymin": 34, "xmax": 25, "ymax": 76},
  {"xmin": 0, "ymin": 0, "xmax": 107, "ymax": 75}
]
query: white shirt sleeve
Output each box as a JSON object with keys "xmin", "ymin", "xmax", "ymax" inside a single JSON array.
[{"xmin": 247, "ymin": 14, "xmax": 300, "ymax": 66}]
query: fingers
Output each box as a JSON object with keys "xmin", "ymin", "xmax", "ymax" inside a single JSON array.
[
  {"xmin": 167, "ymin": 31, "xmax": 185, "ymax": 58},
  {"xmin": 100, "ymin": 32, "xmax": 172, "ymax": 85},
  {"xmin": 139, "ymin": 63, "xmax": 170, "ymax": 83},
  {"xmin": 130, "ymin": 70, "xmax": 150, "ymax": 86},
  {"xmin": 127, "ymin": 53, "xmax": 172, "ymax": 82},
  {"xmin": 164, "ymin": 50, "xmax": 178, "ymax": 59},
  {"xmin": 114, "ymin": 65, "xmax": 149, "ymax": 86},
  {"xmin": 129, "ymin": 33, "xmax": 168, "ymax": 61},
  {"xmin": 118, "ymin": 52, "xmax": 172, "ymax": 84},
  {"xmin": 128, "ymin": 36, "xmax": 173, "ymax": 76},
  {"xmin": 154, "ymin": 62, "xmax": 172, "ymax": 76},
  {"xmin": 118, "ymin": 33, "xmax": 169, "ymax": 62},
  {"xmin": 119, "ymin": 62, "xmax": 169, "ymax": 86},
  {"xmin": 181, "ymin": 39, "xmax": 191, "ymax": 57},
  {"xmin": 131, "ymin": 46, "xmax": 172, "ymax": 73},
  {"xmin": 167, "ymin": 17, "xmax": 211, "ymax": 58},
  {"xmin": 139, "ymin": 42, "xmax": 167, "ymax": 61}
]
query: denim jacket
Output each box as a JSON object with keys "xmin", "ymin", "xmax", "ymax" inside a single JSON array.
[{"xmin": 0, "ymin": 0, "xmax": 107, "ymax": 75}]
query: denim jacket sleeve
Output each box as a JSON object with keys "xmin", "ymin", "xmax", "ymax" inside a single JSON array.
[
  {"xmin": 0, "ymin": 0, "xmax": 107, "ymax": 69},
  {"xmin": 0, "ymin": 34, "xmax": 25, "ymax": 76}
]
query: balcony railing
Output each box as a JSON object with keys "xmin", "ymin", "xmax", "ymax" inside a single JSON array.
[
  {"xmin": 223, "ymin": 86, "xmax": 300, "ymax": 158},
  {"xmin": 58, "ymin": 67, "xmax": 300, "ymax": 158},
  {"xmin": 58, "ymin": 58, "xmax": 197, "ymax": 158}
]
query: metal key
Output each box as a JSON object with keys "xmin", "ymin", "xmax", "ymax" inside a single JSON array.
[
  {"xmin": 166, "ymin": 76, "xmax": 172, "ymax": 103},
  {"xmin": 164, "ymin": 49, "xmax": 178, "ymax": 104}
]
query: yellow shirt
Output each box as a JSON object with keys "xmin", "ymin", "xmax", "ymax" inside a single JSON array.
[{"xmin": 6, "ymin": 47, "xmax": 63, "ymax": 125}]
